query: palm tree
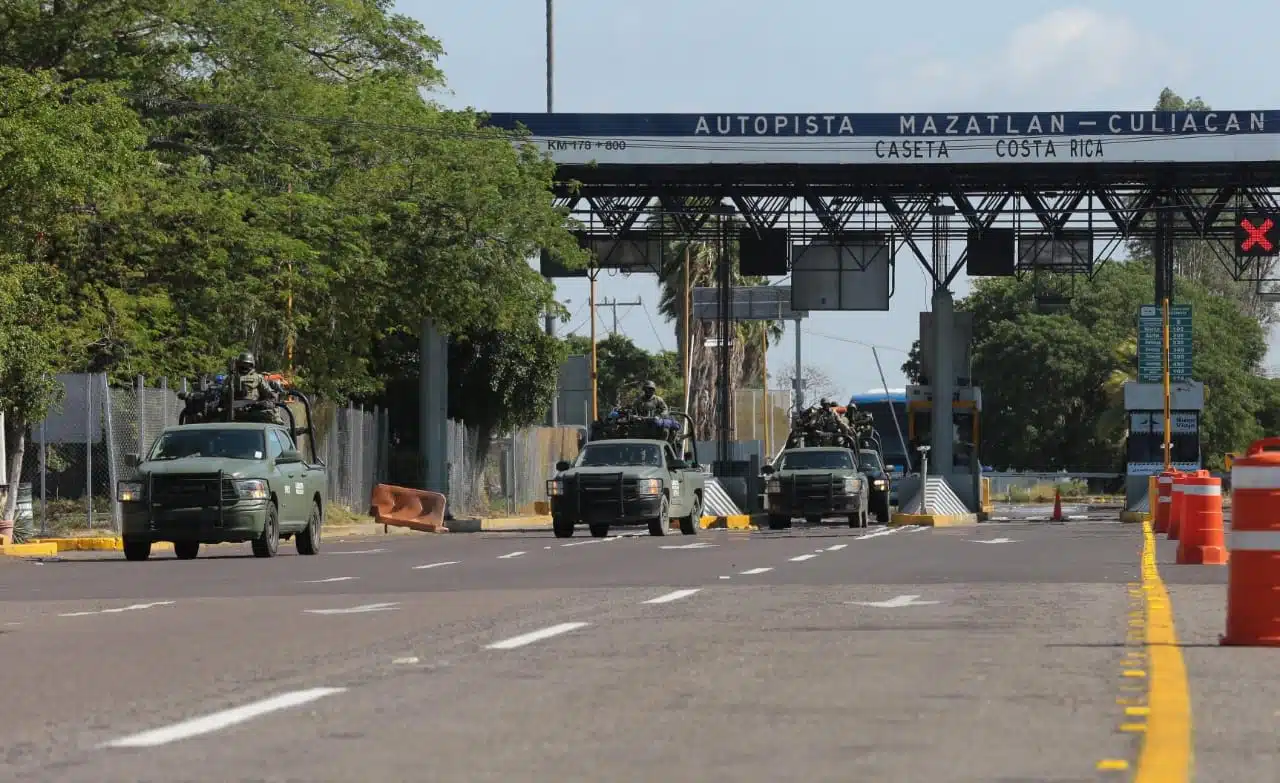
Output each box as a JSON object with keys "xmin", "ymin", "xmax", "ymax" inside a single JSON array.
[{"xmin": 656, "ymin": 215, "xmax": 785, "ymax": 441}]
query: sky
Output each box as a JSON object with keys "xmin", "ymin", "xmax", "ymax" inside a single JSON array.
[{"xmin": 393, "ymin": 0, "xmax": 1280, "ymax": 398}]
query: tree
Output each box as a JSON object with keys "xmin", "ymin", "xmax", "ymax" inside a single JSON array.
[
  {"xmin": 656, "ymin": 216, "xmax": 786, "ymax": 439},
  {"xmin": 772, "ymin": 363, "xmax": 840, "ymax": 403},
  {"xmin": 563, "ymin": 335, "xmax": 681, "ymax": 412}
]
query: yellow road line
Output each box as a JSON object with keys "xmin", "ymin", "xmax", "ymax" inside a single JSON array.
[{"xmin": 1134, "ymin": 519, "xmax": 1193, "ymax": 782}]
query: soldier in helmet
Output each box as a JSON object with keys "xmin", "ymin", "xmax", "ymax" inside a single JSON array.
[
  {"xmin": 232, "ymin": 352, "xmax": 284, "ymax": 424},
  {"xmin": 632, "ymin": 380, "xmax": 668, "ymax": 417}
]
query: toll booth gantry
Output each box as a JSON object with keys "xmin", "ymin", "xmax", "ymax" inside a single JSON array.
[{"xmin": 483, "ymin": 109, "xmax": 1280, "ymax": 516}]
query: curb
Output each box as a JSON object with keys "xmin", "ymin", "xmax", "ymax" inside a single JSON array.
[
  {"xmin": 1, "ymin": 541, "xmax": 60, "ymax": 557},
  {"xmin": 1119, "ymin": 511, "xmax": 1148, "ymax": 524},
  {"xmin": 890, "ymin": 512, "xmax": 979, "ymax": 527},
  {"xmin": 28, "ymin": 537, "xmax": 180, "ymax": 553}
]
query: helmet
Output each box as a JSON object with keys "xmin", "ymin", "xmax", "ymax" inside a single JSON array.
[
  {"xmin": 820, "ymin": 397, "xmax": 834, "ymax": 407},
  {"xmin": 642, "ymin": 380, "xmax": 656, "ymax": 392},
  {"xmin": 236, "ymin": 351, "xmax": 255, "ymax": 371}
]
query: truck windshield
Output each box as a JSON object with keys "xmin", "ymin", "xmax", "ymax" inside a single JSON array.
[
  {"xmin": 578, "ymin": 443, "xmax": 662, "ymax": 467},
  {"xmin": 858, "ymin": 450, "xmax": 883, "ymax": 471},
  {"xmin": 149, "ymin": 429, "xmax": 266, "ymax": 461},
  {"xmin": 779, "ymin": 451, "xmax": 853, "ymax": 470}
]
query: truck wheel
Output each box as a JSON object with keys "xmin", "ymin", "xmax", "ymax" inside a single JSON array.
[
  {"xmin": 588, "ymin": 523, "xmax": 609, "ymax": 538},
  {"xmin": 553, "ymin": 517, "xmax": 575, "ymax": 538},
  {"xmin": 296, "ymin": 501, "xmax": 322, "ymax": 555},
  {"xmin": 647, "ymin": 495, "xmax": 670, "ymax": 537},
  {"xmin": 174, "ymin": 541, "xmax": 200, "ymax": 560},
  {"xmin": 678, "ymin": 493, "xmax": 702, "ymax": 536},
  {"xmin": 874, "ymin": 496, "xmax": 890, "ymax": 524},
  {"xmin": 252, "ymin": 502, "xmax": 280, "ymax": 558},
  {"xmin": 123, "ymin": 538, "xmax": 151, "ymax": 561},
  {"xmin": 768, "ymin": 514, "xmax": 791, "ymax": 531}
]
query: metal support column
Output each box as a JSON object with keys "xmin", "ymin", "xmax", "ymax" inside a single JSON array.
[
  {"xmin": 792, "ymin": 317, "xmax": 803, "ymax": 410},
  {"xmin": 419, "ymin": 318, "xmax": 449, "ymax": 501},
  {"xmin": 929, "ymin": 288, "xmax": 956, "ymax": 478},
  {"xmin": 717, "ymin": 217, "xmax": 732, "ymax": 472},
  {"xmin": 1153, "ymin": 193, "xmax": 1175, "ymax": 306}
]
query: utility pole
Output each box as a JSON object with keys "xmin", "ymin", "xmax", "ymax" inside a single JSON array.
[{"xmin": 597, "ymin": 297, "xmax": 643, "ymax": 335}]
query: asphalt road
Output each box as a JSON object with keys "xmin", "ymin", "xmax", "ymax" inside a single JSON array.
[{"xmin": 0, "ymin": 519, "xmax": 1201, "ymax": 782}]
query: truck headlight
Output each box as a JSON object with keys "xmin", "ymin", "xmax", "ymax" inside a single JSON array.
[
  {"xmin": 117, "ymin": 481, "xmax": 143, "ymax": 502},
  {"xmin": 843, "ymin": 476, "xmax": 861, "ymax": 493},
  {"xmin": 233, "ymin": 479, "xmax": 269, "ymax": 500},
  {"xmin": 637, "ymin": 478, "xmax": 662, "ymax": 496},
  {"xmin": 873, "ymin": 479, "xmax": 888, "ymax": 490},
  {"xmin": 765, "ymin": 479, "xmax": 780, "ymax": 493},
  {"xmin": 546, "ymin": 479, "xmax": 564, "ymax": 497}
]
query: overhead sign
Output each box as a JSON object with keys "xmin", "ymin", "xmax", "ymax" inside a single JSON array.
[
  {"xmin": 790, "ymin": 237, "xmax": 892, "ymax": 311},
  {"xmin": 1137, "ymin": 304, "xmax": 1192, "ymax": 383},
  {"xmin": 1235, "ymin": 214, "xmax": 1280, "ymax": 256},
  {"xmin": 485, "ymin": 111, "xmax": 1279, "ymax": 166},
  {"xmin": 691, "ymin": 285, "xmax": 807, "ymax": 321}
]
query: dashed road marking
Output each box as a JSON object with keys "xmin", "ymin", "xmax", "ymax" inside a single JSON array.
[
  {"xmin": 303, "ymin": 577, "xmax": 358, "ymax": 584},
  {"xmin": 304, "ymin": 602, "xmax": 399, "ymax": 615},
  {"xmin": 643, "ymin": 589, "xmax": 701, "ymax": 604},
  {"xmin": 739, "ymin": 567, "xmax": 773, "ymax": 575},
  {"xmin": 413, "ymin": 561, "xmax": 459, "ymax": 570},
  {"xmin": 497, "ymin": 551, "xmax": 526, "ymax": 559},
  {"xmin": 330, "ymin": 549, "xmax": 385, "ymax": 555},
  {"xmin": 825, "ymin": 544, "xmax": 848, "ymax": 551},
  {"xmin": 99, "ymin": 688, "xmax": 347, "ymax": 748},
  {"xmin": 789, "ymin": 553, "xmax": 819, "ymax": 562},
  {"xmin": 61, "ymin": 601, "xmax": 174, "ymax": 618},
  {"xmin": 486, "ymin": 622, "xmax": 589, "ymax": 650},
  {"xmin": 856, "ymin": 528, "xmax": 899, "ymax": 540},
  {"xmin": 393, "ymin": 657, "xmax": 420, "ymax": 665}
]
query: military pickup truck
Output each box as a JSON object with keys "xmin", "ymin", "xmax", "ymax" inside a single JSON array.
[
  {"xmin": 116, "ymin": 391, "xmax": 327, "ymax": 561},
  {"xmin": 857, "ymin": 448, "xmax": 893, "ymax": 523},
  {"xmin": 547, "ymin": 411, "xmax": 705, "ymax": 538},
  {"xmin": 761, "ymin": 446, "xmax": 870, "ymax": 530}
]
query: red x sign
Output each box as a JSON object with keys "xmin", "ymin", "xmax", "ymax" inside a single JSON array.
[{"xmin": 1237, "ymin": 214, "xmax": 1280, "ymax": 256}]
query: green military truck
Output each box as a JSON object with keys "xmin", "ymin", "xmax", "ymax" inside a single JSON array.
[
  {"xmin": 115, "ymin": 386, "xmax": 327, "ymax": 561},
  {"xmin": 761, "ymin": 446, "xmax": 870, "ymax": 530},
  {"xmin": 546, "ymin": 411, "xmax": 705, "ymax": 538}
]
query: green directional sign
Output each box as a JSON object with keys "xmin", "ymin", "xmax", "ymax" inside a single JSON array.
[{"xmin": 1137, "ymin": 304, "xmax": 1192, "ymax": 383}]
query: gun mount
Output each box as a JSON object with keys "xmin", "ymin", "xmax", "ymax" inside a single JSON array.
[{"xmin": 176, "ymin": 369, "xmax": 322, "ymax": 465}]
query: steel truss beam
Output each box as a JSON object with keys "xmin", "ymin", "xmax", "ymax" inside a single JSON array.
[{"xmin": 555, "ymin": 183, "xmax": 1280, "ymax": 282}]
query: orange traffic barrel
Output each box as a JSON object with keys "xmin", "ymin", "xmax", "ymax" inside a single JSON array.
[
  {"xmin": 1168, "ymin": 473, "xmax": 1188, "ymax": 540},
  {"xmin": 1175, "ymin": 473, "xmax": 1228, "ymax": 565},
  {"xmin": 1153, "ymin": 470, "xmax": 1177, "ymax": 534},
  {"xmin": 1222, "ymin": 438, "xmax": 1280, "ymax": 646}
]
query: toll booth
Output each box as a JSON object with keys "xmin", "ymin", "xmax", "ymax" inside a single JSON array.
[
  {"xmin": 1123, "ymin": 381, "xmax": 1205, "ymax": 515},
  {"xmin": 904, "ymin": 385, "xmax": 983, "ymax": 510}
]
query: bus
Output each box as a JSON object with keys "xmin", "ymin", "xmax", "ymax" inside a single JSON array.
[{"xmin": 848, "ymin": 389, "xmax": 911, "ymax": 477}]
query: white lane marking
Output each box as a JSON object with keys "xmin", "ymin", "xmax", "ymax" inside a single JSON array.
[
  {"xmin": 825, "ymin": 544, "xmax": 848, "ymax": 551},
  {"xmin": 60, "ymin": 601, "xmax": 174, "ymax": 618},
  {"xmin": 789, "ymin": 554, "xmax": 819, "ymax": 562},
  {"xmin": 739, "ymin": 567, "xmax": 773, "ymax": 575},
  {"xmin": 498, "ymin": 551, "xmax": 526, "ymax": 559},
  {"xmin": 659, "ymin": 542, "xmax": 717, "ymax": 550},
  {"xmin": 561, "ymin": 539, "xmax": 601, "ymax": 547},
  {"xmin": 719, "ymin": 575, "xmax": 731, "ymax": 579},
  {"xmin": 969, "ymin": 537, "xmax": 1017, "ymax": 544},
  {"xmin": 304, "ymin": 602, "xmax": 399, "ymax": 615},
  {"xmin": 303, "ymin": 577, "xmax": 358, "ymax": 584},
  {"xmin": 393, "ymin": 657, "xmax": 420, "ymax": 665},
  {"xmin": 413, "ymin": 561, "xmax": 459, "ymax": 570},
  {"xmin": 330, "ymin": 549, "xmax": 386, "ymax": 555},
  {"xmin": 856, "ymin": 528, "xmax": 899, "ymax": 540},
  {"xmin": 643, "ymin": 589, "xmax": 701, "ymax": 604},
  {"xmin": 98, "ymin": 688, "xmax": 347, "ymax": 749},
  {"xmin": 486, "ymin": 622, "xmax": 590, "ymax": 650},
  {"xmin": 848, "ymin": 594, "xmax": 940, "ymax": 608}
]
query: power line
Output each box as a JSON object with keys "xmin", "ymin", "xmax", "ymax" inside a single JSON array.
[
  {"xmin": 805, "ymin": 328, "xmax": 911, "ymax": 355},
  {"xmin": 596, "ymin": 297, "xmax": 642, "ymax": 336},
  {"xmin": 639, "ymin": 299, "xmax": 669, "ymax": 352}
]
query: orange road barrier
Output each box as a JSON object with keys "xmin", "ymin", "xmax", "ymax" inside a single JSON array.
[
  {"xmin": 1153, "ymin": 470, "xmax": 1177, "ymax": 534},
  {"xmin": 1222, "ymin": 438, "xmax": 1280, "ymax": 646},
  {"xmin": 369, "ymin": 484, "xmax": 448, "ymax": 533},
  {"xmin": 1175, "ymin": 473, "xmax": 1228, "ymax": 565},
  {"xmin": 1050, "ymin": 488, "xmax": 1063, "ymax": 522}
]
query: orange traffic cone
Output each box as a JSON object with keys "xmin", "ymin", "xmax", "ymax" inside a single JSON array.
[
  {"xmin": 1175, "ymin": 472, "xmax": 1228, "ymax": 565},
  {"xmin": 1050, "ymin": 488, "xmax": 1064, "ymax": 522}
]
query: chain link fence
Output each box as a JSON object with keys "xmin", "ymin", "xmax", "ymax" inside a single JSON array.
[
  {"xmin": 446, "ymin": 421, "xmax": 583, "ymax": 517},
  {"xmin": 3, "ymin": 374, "xmax": 390, "ymax": 541}
]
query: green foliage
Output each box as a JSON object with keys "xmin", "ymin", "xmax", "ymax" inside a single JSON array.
[
  {"xmin": 563, "ymin": 335, "xmax": 681, "ymax": 411},
  {"xmin": 911, "ymin": 258, "xmax": 1269, "ymax": 470},
  {"xmin": 449, "ymin": 322, "xmax": 568, "ymax": 437}
]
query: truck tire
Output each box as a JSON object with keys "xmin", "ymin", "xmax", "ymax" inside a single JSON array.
[
  {"xmin": 873, "ymin": 494, "xmax": 890, "ymax": 524},
  {"xmin": 296, "ymin": 501, "xmax": 322, "ymax": 555},
  {"xmin": 768, "ymin": 514, "xmax": 791, "ymax": 530},
  {"xmin": 174, "ymin": 541, "xmax": 200, "ymax": 559},
  {"xmin": 678, "ymin": 492, "xmax": 702, "ymax": 536},
  {"xmin": 553, "ymin": 517, "xmax": 575, "ymax": 538},
  {"xmin": 252, "ymin": 502, "xmax": 280, "ymax": 558},
  {"xmin": 123, "ymin": 538, "xmax": 151, "ymax": 561},
  {"xmin": 588, "ymin": 523, "xmax": 609, "ymax": 538},
  {"xmin": 647, "ymin": 494, "xmax": 670, "ymax": 537}
]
